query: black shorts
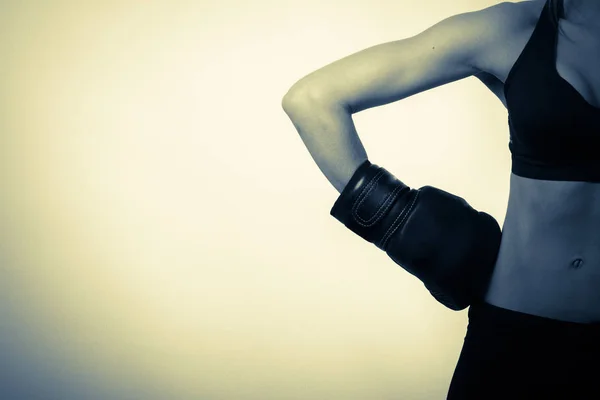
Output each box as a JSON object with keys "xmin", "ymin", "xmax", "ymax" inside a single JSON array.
[{"xmin": 447, "ymin": 301, "xmax": 600, "ymax": 400}]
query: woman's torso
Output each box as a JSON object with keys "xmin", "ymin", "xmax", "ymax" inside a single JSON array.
[
  {"xmin": 479, "ymin": 0, "xmax": 600, "ymax": 323},
  {"xmin": 484, "ymin": 175, "xmax": 600, "ymax": 323}
]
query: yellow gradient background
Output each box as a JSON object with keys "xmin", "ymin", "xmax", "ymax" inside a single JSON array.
[{"xmin": 0, "ymin": 1, "xmax": 511, "ymax": 399}]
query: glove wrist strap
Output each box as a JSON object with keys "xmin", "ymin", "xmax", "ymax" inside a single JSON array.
[{"xmin": 330, "ymin": 160, "xmax": 414, "ymax": 251}]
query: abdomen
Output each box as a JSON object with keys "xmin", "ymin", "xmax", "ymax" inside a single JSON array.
[{"xmin": 484, "ymin": 173, "xmax": 600, "ymax": 323}]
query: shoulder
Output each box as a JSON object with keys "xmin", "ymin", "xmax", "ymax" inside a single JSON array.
[
  {"xmin": 482, "ymin": 1, "xmax": 546, "ymax": 22},
  {"xmin": 471, "ymin": 1, "xmax": 548, "ymax": 74},
  {"xmin": 450, "ymin": 1, "xmax": 544, "ymax": 30}
]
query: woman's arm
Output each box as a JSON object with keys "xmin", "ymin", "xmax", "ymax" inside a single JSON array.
[
  {"xmin": 282, "ymin": 2, "xmax": 517, "ymax": 192},
  {"xmin": 282, "ymin": 98, "xmax": 368, "ymax": 193}
]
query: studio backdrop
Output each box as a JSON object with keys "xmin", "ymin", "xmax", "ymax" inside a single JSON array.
[{"xmin": 0, "ymin": 0, "xmax": 510, "ymax": 399}]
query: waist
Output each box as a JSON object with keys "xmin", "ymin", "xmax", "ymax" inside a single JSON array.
[{"xmin": 484, "ymin": 174, "xmax": 600, "ymax": 323}]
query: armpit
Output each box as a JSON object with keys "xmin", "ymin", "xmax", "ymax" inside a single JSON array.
[{"xmin": 474, "ymin": 71, "xmax": 507, "ymax": 108}]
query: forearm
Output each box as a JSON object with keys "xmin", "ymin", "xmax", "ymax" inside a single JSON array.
[{"xmin": 282, "ymin": 92, "xmax": 368, "ymax": 193}]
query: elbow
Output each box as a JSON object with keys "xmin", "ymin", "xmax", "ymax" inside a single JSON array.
[
  {"xmin": 282, "ymin": 81, "xmax": 340, "ymax": 114},
  {"xmin": 281, "ymin": 84, "xmax": 312, "ymax": 114},
  {"xmin": 281, "ymin": 90, "xmax": 299, "ymax": 114}
]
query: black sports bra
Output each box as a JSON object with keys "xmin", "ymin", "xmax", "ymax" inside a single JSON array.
[{"xmin": 504, "ymin": 0, "xmax": 600, "ymax": 182}]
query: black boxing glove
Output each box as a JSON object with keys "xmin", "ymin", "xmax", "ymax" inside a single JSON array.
[{"xmin": 330, "ymin": 159, "xmax": 502, "ymax": 310}]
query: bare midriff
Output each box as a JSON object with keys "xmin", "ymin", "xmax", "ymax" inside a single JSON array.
[{"xmin": 484, "ymin": 173, "xmax": 600, "ymax": 323}]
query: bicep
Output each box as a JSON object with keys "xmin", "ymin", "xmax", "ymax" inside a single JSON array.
[{"xmin": 286, "ymin": 4, "xmax": 511, "ymax": 113}]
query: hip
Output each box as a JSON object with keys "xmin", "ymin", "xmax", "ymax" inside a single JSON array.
[
  {"xmin": 447, "ymin": 301, "xmax": 600, "ymax": 400},
  {"xmin": 483, "ymin": 236, "xmax": 600, "ymax": 323}
]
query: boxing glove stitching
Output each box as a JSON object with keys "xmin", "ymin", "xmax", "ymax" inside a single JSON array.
[
  {"xmin": 353, "ymin": 183, "xmax": 407, "ymax": 227},
  {"xmin": 352, "ymin": 170, "xmax": 407, "ymax": 226},
  {"xmin": 350, "ymin": 168, "xmax": 386, "ymax": 225},
  {"xmin": 381, "ymin": 190, "xmax": 420, "ymax": 250},
  {"xmin": 380, "ymin": 190, "xmax": 416, "ymax": 248},
  {"xmin": 353, "ymin": 169, "xmax": 385, "ymax": 215}
]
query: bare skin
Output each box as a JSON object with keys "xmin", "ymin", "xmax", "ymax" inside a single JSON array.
[
  {"xmin": 483, "ymin": 0, "xmax": 600, "ymax": 323},
  {"xmin": 283, "ymin": 0, "xmax": 600, "ymax": 323}
]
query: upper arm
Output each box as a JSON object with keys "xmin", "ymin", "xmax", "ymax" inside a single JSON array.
[{"xmin": 284, "ymin": 2, "xmax": 519, "ymax": 113}]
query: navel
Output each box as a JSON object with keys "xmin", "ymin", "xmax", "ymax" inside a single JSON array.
[{"xmin": 570, "ymin": 257, "xmax": 584, "ymax": 269}]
